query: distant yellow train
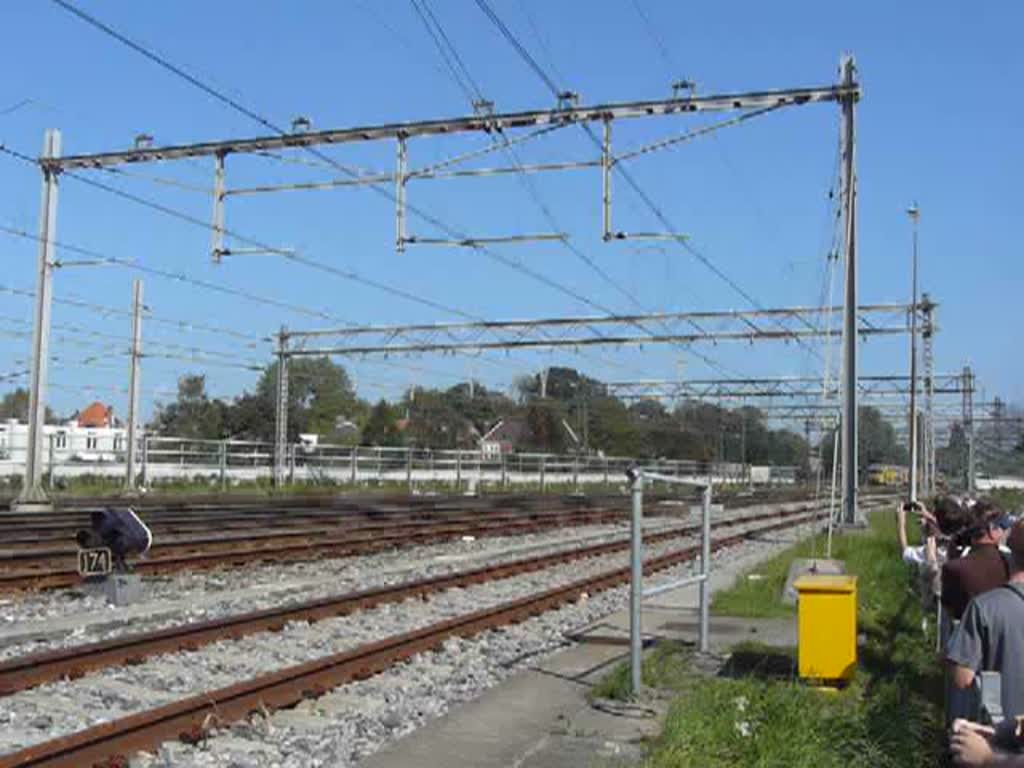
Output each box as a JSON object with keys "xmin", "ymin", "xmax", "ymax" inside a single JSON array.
[{"xmin": 867, "ymin": 464, "xmax": 909, "ymax": 486}]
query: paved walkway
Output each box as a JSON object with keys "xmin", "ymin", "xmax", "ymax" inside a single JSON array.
[{"xmin": 361, "ymin": 524, "xmax": 808, "ymax": 768}]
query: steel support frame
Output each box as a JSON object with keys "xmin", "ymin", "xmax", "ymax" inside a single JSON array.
[
  {"xmin": 395, "ymin": 136, "xmax": 407, "ymax": 253},
  {"xmin": 124, "ymin": 279, "xmax": 144, "ymax": 492},
  {"xmin": 273, "ymin": 327, "xmax": 289, "ymax": 488},
  {"xmin": 211, "ymin": 152, "xmax": 226, "ymax": 262},
  {"xmin": 839, "ymin": 55, "xmax": 859, "ymax": 525},
  {"xmin": 606, "ymin": 370, "xmax": 958, "ymax": 401},
  {"xmin": 13, "ymin": 129, "xmax": 61, "ymax": 511},
  {"xmin": 921, "ymin": 296, "xmax": 937, "ymax": 495},
  {"xmin": 908, "ymin": 209, "xmax": 920, "ymax": 503},
  {"xmin": 50, "ymin": 84, "xmax": 860, "ymax": 171},
  {"xmin": 278, "ymin": 302, "xmax": 909, "ymax": 359},
  {"xmin": 963, "ymin": 365, "xmax": 976, "ymax": 494}
]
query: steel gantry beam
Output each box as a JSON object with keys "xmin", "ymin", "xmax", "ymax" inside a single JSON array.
[
  {"xmin": 47, "ymin": 84, "xmax": 860, "ymax": 171},
  {"xmin": 606, "ymin": 372, "xmax": 965, "ymax": 401},
  {"xmin": 275, "ymin": 303, "xmax": 913, "ymax": 357}
]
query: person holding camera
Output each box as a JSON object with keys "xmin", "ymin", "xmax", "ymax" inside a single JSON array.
[{"xmin": 942, "ymin": 500, "xmax": 1014, "ymax": 622}]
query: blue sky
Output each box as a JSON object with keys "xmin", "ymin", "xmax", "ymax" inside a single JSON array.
[{"xmin": 0, "ymin": 1, "xmax": 1019, "ymax": 427}]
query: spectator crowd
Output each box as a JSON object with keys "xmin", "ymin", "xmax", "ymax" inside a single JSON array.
[{"xmin": 897, "ymin": 493, "xmax": 1024, "ymax": 765}]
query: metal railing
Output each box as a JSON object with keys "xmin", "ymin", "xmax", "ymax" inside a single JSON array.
[
  {"xmin": 0, "ymin": 431, "xmax": 799, "ymax": 492},
  {"xmin": 627, "ymin": 469, "xmax": 715, "ymax": 695}
]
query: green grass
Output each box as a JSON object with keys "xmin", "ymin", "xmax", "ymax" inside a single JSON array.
[
  {"xmin": 712, "ymin": 515, "xmax": 902, "ymax": 620},
  {"xmin": 590, "ymin": 642, "xmax": 694, "ymax": 701},
  {"xmin": 597, "ymin": 511, "xmax": 946, "ymax": 767}
]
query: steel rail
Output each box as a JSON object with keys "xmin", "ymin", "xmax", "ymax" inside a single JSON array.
[
  {"xmin": 0, "ymin": 510, "xmax": 835, "ymax": 768},
  {"xmin": 0, "ymin": 491, "xmax": 824, "ymax": 591},
  {"xmin": 0, "ymin": 507, "xmax": 633, "ymax": 592},
  {"xmin": 0, "ymin": 504, "xmax": 814, "ymax": 696},
  {"xmin": 0, "ymin": 505, "xmax": 633, "ymax": 563}
]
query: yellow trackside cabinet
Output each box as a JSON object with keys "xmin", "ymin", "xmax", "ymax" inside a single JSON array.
[{"xmin": 794, "ymin": 574, "xmax": 857, "ymax": 683}]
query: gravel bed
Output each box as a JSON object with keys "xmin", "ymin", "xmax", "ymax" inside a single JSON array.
[
  {"xmin": 0, "ymin": 514, "xmax": 714, "ymax": 662},
  {"xmin": 125, "ymin": 517, "xmax": 827, "ymax": 768},
  {"xmin": 3, "ymin": 497, "xmax": 816, "ymax": 660},
  {"xmin": 0, "ymin": 521, "xmax": 733, "ymax": 755}
]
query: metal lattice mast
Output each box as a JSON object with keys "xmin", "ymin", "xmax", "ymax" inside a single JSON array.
[
  {"xmin": 839, "ymin": 55, "xmax": 860, "ymax": 525},
  {"xmin": 273, "ymin": 327, "xmax": 290, "ymax": 487},
  {"xmin": 13, "ymin": 129, "xmax": 61, "ymax": 512},
  {"xmin": 907, "ymin": 204, "xmax": 920, "ymax": 503},
  {"xmin": 962, "ymin": 365, "xmax": 976, "ymax": 494},
  {"xmin": 921, "ymin": 294, "xmax": 936, "ymax": 496}
]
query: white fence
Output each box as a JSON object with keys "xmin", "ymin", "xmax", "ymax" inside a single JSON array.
[{"xmin": 0, "ymin": 433, "xmax": 798, "ymax": 492}]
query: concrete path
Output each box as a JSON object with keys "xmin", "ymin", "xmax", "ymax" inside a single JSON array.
[{"xmin": 361, "ymin": 524, "xmax": 809, "ymax": 768}]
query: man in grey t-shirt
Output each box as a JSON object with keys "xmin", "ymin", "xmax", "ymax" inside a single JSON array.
[{"xmin": 948, "ymin": 520, "xmax": 1024, "ymax": 721}]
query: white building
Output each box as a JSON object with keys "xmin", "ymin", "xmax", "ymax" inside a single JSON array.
[{"xmin": 0, "ymin": 401, "xmax": 129, "ymax": 466}]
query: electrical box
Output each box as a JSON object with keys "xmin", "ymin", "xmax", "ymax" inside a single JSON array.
[{"xmin": 794, "ymin": 573, "xmax": 857, "ymax": 683}]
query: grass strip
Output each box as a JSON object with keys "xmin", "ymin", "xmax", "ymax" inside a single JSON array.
[{"xmin": 597, "ymin": 511, "xmax": 947, "ymax": 767}]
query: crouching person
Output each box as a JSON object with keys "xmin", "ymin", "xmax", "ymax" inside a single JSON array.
[{"xmin": 75, "ymin": 506, "xmax": 153, "ymax": 572}]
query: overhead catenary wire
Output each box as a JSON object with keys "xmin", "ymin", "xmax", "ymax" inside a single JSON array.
[
  {"xmin": 4, "ymin": 129, "xmax": 647, "ymax": 381},
  {"xmin": 44, "ymin": 0, "xmax": 834, "ymax": 401},
  {"xmin": 0, "ymin": 176, "xmax": 529, "ymax": 391},
  {"xmin": 443, "ymin": 2, "xmax": 738, "ymax": 375},
  {"xmin": 408, "ymin": 0, "xmax": 735, "ymax": 379},
  {"xmin": 0, "ymin": 214, "xmax": 343, "ymax": 323},
  {"xmin": 473, "ymin": 0, "xmax": 827, "ymax": 362},
  {"xmin": 0, "ymin": 313, "xmax": 256, "ymax": 361},
  {"xmin": 626, "ymin": 0, "xmax": 677, "ymax": 74},
  {"xmin": 44, "ymin": 1, "xmax": 660, "ymax": 340}
]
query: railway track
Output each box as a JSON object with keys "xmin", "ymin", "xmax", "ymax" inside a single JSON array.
[
  {"xmin": 0, "ymin": 505, "xmax": 642, "ymax": 592},
  {"xmin": 0, "ymin": 507, "xmax": 827, "ymax": 768},
  {"xmin": 0, "ymin": 504, "xmax": 813, "ymax": 696},
  {"xmin": 0, "ymin": 489, "xmax": 816, "ymax": 541},
  {"xmin": 0, "ymin": 492, "xmax": 827, "ymax": 593}
]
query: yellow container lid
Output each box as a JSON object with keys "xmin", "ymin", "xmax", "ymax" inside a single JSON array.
[{"xmin": 793, "ymin": 574, "xmax": 857, "ymax": 593}]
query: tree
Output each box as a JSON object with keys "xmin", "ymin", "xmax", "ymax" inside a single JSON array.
[
  {"xmin": 231, "ymin": 357, "xmax": 361, "ymax": 442},
  {"xmin": 0, "ymin": 388, "xmax": 57, "ymax": 423},
  {"xmin": 442, "ymin": 382, "xmax": 515, "ymax": 434},
  {"xmin": 517, "ymin": 367, "xmax": 606, "ymax": 402},
  {"xmin": 820, "ymin": 406, "xmax": 907, "ymax": 476},
  {"xmin": 938, "ymin": 422, "xmax": 968, "ymax": 480},
  {"xmin": 404, "ymin": 388, "xmax": 467, "ymax": 448},
  {"xmin": 586, "ymin": 395, "xmax": 639, "ymax": 456},
  {"xmin": 522, "ymin": 399, "xmax": 571, "ymax": 453},
  {"xmin": 151, "ymin": 375, "xmax": 226, "ymax": 439},
  {"xmin": 361, "ymin": 399, "xmax": 405, "ymax": 446}
]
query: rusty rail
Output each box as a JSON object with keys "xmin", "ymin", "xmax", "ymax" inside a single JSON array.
[{"xmin": 0, "ymin": 507, "xmax": 632, "ymax": 592}]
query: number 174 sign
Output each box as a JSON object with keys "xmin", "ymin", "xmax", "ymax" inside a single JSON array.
[{"xmin": 77, "ymin": 547, "xmax": 112, "ymax": 576}]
